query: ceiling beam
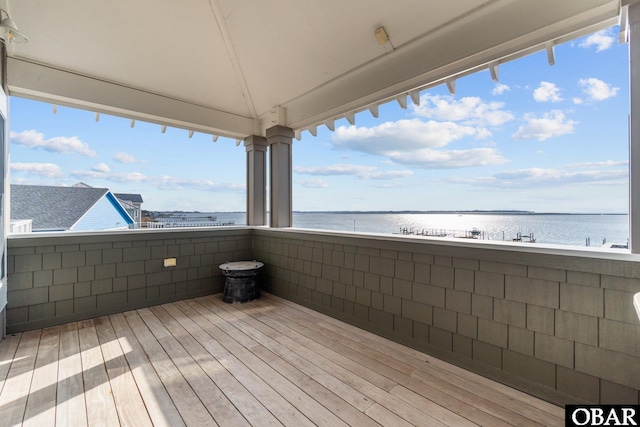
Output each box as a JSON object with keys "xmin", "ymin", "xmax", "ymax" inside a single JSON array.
[
  {"xmin": 207, "ymin": 0, "xmax": 258, "ymax": 119},
  {"xmin": 7, "ymin": 58, "xmax": 255, "ymax": 138},
  {"xmin": 282, "ymin": 0, "xmax": 618, "ymax": 131}
]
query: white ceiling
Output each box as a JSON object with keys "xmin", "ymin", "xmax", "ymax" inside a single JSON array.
[{"xmin": 2, "ymin": 0, "xmax": 622, "ymax": 139}]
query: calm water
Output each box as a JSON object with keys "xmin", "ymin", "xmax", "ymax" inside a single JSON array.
[{"xmin": 178, "ymin": 212, "xmax": 629, "ymax": 249}]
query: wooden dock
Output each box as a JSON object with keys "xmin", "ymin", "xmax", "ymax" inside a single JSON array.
[{"xmin": 0, "ymin": 293, "xmax": 564, "ymax": 426}]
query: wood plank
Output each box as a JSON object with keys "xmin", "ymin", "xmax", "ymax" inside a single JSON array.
[
  {"xmin": 390, "ymin": 384, "xmax": 492, "ymax": 427},
  {"xmin": 154, "ymin": 304, "xmax": 283, "ymax": 427},
  {"xmin": 93, "ymin": 316, "xmax": 152, "ymax": 427},
  {"xmin": 195, "ymin": 296, "xmax": 448, "ymax": 427},
  {"xmin": 173, "ymin": 299, "xmax": 316, "ymax": 427},
  {"xmin": 0, "ymin": 330, "xmax": 41, "ymax": 427},
  {"xmin": 195, "ymin": 297, "xmax": 381, "ymax": 427},
  {"xmin": 206, "ymin": 296, "xmax": 376, "ymax": 413},
  {"xmin": 236, "ymin": 295, "xmax": 536, "ymax": 426},
  {"xmin": 410, "ymin": 366, "xmax": 563, "ymax": 426},
  {"xmin": 121, "ymin": 310, "xmax": 217, "ymax": 426},
  {"xmin": 269, "ymin": 293, "xmax": 564, "ymax": 423},
  {"xmin": 141, "ymin": 306, "xmax": 248, "ymax": 426},
  {"xmin": 250, "ymin": 297, "xmax": 503, "ymax": 426},
  {"xmin": 56, "ymin": 323, "xmax": 87, "ymax": 427},
  {"xmin": 225, "ymin": 297, "xmax": 399, "ymax": 392},
  {"xmin": 197, "ymin": 297, "xmax": 383, "ymax": 407},
  {"xmin": 177, "ymin": 299, "xmax": 330, "ymax": 426},
  {"xmin": 108, "ymin": 312, "xmax": 185, "ymax": 427},
  {"xmin": 0, "ymin": 295, "xmax": 565, "ymax": 427},
  {"xmin": 0, "ymin": 333, "xmax": 23, "ymax": 395},
  {"xmin": 77, "ymin": 319, "xmax": 119, "ymax": 427},
  {"xmin": 364, "ymin": 403, "xmax": 415, "ymax": 427},
  {"xmin": 23, "ymin": 326, "xmax": 61, "ymax": 427},
  {"xmin": 332, "ymin": 315, "xmax": 562, "ymax": 425},
  {"xmin": 310, "ymin": 308, "xmax": 563, "ymax": 425},
  {"xmin": 315, "ymin": 314, "xmax": 561, "ymax": 426},
  {"xmin": 269, "ymin": 298, "xmax": 417, "ymax": 377}
]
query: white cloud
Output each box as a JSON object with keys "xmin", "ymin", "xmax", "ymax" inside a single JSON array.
[
  {"xmin": 92, "ymin": 163, "xmax": 111, "ymax": 173},
  {"xmin": 579, "ymin": 77, "xmax": 619, "ymax": 101},
  {"xmin": 512, "ymin": 110, "xmax": 577, "ymax": 141},
  {"xmin": 333, "ymin": 119, "xmax": 477, "ymax": 152},
  {"xmin": 367, "ymin": 170, "xmax": 414, "ymax": 179},
  {"xmin": 294, "ymin": 164, "xmax": 375, "ymax": 176},
  {"xmin": 293, "ymin": 164, "xmax": 413, "ymax": 180},
  {"xmin": 533, "ymin": 82, "xmax": 563, "ymax": 103},
  {"xmin": 384, "ymin": 147, "xmax": 508, "ymax": 169},
  {"xmin": 329, "ymin": 96, "xmax": 515, "ymax": 169},
  {"xmin": 451, "ymin": 166, "xmax": 627, "ymax": 188},
  {"xmin": 572, "ymin": 97, "xmax": 583, "ymax": 105},
  {"xmin": 332, "ymin": 118, "xmax": 509, "ymax": 169},
  {"xmin": 150, "ymin": 176, "xmax": 245, "ymax": 192},
  {"xmin": 11, "ymin": 162, "xmax": 64, "ymax": 178},
  {"xmin": 296, "ymin": 179, "xmax": 329, "ymax": 188},
  {"xmin": 113, "ymin": 152, "xmax": 142, "ymax": 163},
  {"xmin": 567, "ymin": 160, "xmax": 628, "ymax": 168},
  {"xmin": 72, "ymin": 169, "xmax": 145, "ymax": 182},
  {"xmin": 10, "ymin": 130, "xmax": 96, "ymax": 157},
  {"xmin": 492, "ymin": 83, "xmax": 510, "ymax": 96},
  {"xmin": 492, "ymin": 167, "xmax": 627, "ymax": 186},
  {"xmin": 579, "ymin": 29, "xmax": 615, "ymax": 52},
  {"xmin": 413, "ymin": 94, "xmax": 514, "ymax": 126},
  {"xmin": 70, "ymin": 168, "xmax": 244, "ymax": 193}
]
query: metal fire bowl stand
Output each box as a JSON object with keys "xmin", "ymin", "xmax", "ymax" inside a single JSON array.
[{"xmin": 219, "ymin": 261, "xmax": 264, "ymax": 303}]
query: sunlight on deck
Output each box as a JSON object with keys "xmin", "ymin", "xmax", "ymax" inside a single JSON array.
[{"xmin": 0, "ymin": 293, "xmax": 564, "ymax": 426}]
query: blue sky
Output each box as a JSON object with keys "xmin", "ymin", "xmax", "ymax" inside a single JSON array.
[{"xmin": 9, "ymin": 26, "xmax": 630, "ymax": 213}]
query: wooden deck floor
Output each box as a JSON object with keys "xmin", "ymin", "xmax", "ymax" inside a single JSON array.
[{"xmin": 0, "ymin": 293, "xmax": 564, "ymax": 426}]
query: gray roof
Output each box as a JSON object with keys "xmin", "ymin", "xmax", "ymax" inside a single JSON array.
[
  {"xmin": 114, "ymin": 193, "xmax": 143, "ymax": 203},
  {"xmin": 11, "ymin": 184, "xmax": 110, "ymax": 230}
]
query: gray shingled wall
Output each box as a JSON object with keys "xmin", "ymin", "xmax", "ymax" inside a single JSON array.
[
  {"xmin": 6, "ymin": 228, "xmax": 251, "ymax": 332},
  {"xmin": 251, "ymin": 228, "xmax": 640, "ymax": 406},
  {"xmin": 6, "ymin": 226, "xmax": 640, "ymax": 405}
]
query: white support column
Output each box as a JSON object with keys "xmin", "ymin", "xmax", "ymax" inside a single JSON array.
[
  {"xmin": 266, "ymin": 125, "xmax": 294, "ymax": 228},
  {"xmin": 0, "ymin": 44, "xmax": 7, "ymax": 337},
  {"xmin": 630, "ymin": 1, "xmax": 640, "ymax": 253},
  {"xmin": 244, "ymin": 135, "xmax": 268, "ymax": 226}
]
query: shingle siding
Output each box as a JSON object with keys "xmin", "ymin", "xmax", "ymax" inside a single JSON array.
[
  {"xmin": 7, "ymin": 227, "xmax": 640, "ymax": 406},
  {"xmin": 252, "ymin": 228, "xmax": 640, "ymax": 406}
]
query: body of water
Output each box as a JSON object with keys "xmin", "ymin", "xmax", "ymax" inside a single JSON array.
[
  {"xmin": 294, "ymin": 212, "xmax": 629, "ymax": 248},
  {"xmin": 159, "ymin": 211, "xmax": 629, "ymax": 248}
]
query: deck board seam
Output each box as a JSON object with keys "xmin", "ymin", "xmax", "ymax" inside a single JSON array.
[
  {"xmin": 159, "ymin": 302, "xmax": 283, "ymax": 427},
  {"xmin": 177, "ymin": 299, "xmax": 330, "ymax": 427},
  {"xmin": 196, "ymin": 296, "xmax": 382, "ymax": 426},
  {"xmin": 262, "ymin": 293, "xmax": 564, "ymax": 422},
  {"xmin": 173, "ymin": 299, "xmax": 312, "ymax": 427},
  {"xmin": 200, "ymin": 296, "xmax": 452, "ymax": 427},
  {"xmin": 0, "ymin": 294, "xmax": 566, "ymax": 426}
]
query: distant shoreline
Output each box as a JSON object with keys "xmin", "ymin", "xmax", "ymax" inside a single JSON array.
[
  {"xmin": 145, "ymin": 210, "xmax": 627, "ymax": 216},
  {"xmin": 293, "ymin": 211, "xmax": 628, "ymax": 215}
]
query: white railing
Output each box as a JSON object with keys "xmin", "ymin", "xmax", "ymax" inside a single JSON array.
[
  {"xmin": 10, "ymin": 219, "xmax": 32, "ymax": 234},
  {"xmin": 145, "ymin": 221, "xmax": 235, "ymax": 228}
]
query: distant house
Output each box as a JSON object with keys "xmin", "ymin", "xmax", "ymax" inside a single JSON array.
[
  {"xmin": 72, "ymin": 183, "xmax": 144, "ymax": 226},
  {"xmin": 114, "ymin": 193, "xmax": 144, "ymax": 226},
  {"xmin": 10, "ymin": 184, "xmax": 134, "ymax": 232}
]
